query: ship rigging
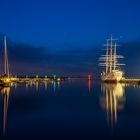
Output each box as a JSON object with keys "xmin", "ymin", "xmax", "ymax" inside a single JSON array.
[{"xmin": 99, "ymin": 36, "xmax": 125, "ymax": 82}]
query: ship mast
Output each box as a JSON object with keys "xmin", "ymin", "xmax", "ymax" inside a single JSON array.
[
  {"xmin": 105, "ymin": 40, "xmax": 109, "ymax": 73},
  {"xmin": 109, "ymin": 36, "xmax": 113, "ymax": 73},
  {"xmin": 4, "ymin": 36, "xmax": 9, "ymax": 77},
  {"xmin": 99, "ymin": 36, "xmax": 125, "ymax": 73},
  {"xmin": 113, "ymin": 43, "xmax": 117, "ymax": 70}
]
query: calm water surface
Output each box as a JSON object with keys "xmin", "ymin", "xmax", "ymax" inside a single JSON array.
[{"xmin": 0, "ymin": 79, "xmax": 140, "ymax": 139}]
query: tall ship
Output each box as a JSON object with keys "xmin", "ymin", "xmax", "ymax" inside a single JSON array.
[{"xmin": 99, "ymin": 36, "xmax": 125, "ymax": 83}]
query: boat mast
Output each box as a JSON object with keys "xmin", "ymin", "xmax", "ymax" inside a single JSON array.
[
  {"xmin": 113, "ymin": 43, "xmax": 117, "ymax": 70},
  {"xmin": 99, "ymin": 36, "xmax": 125, "ymax": 74},
  {"xmin": 4, "ymin": 36, "xmax": 9, "ymax": 77},
  {"xmin": 109, "ymin": 36, "xmax": 113, "ymax": 73},
  {"xmin": 106, "ymin": 40, "xmax": 109, "ymax": 73}
]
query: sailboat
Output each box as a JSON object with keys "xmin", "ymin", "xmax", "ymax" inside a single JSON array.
[
  {"xmin": 0, "ymin": 36, "xmax": 11, "ymax": 85},
  {"xmin": 99, "ymin": 36, "xmax": 125, "ymax": 83}
]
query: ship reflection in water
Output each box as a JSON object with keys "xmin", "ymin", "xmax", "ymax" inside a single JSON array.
[
  {"xmin": 100, "ymin": 83, "xmax": 125, "ymax": 127},
  {"xmin": 0, "ymin": 86, "xmax": 11, "ymax": 135}
]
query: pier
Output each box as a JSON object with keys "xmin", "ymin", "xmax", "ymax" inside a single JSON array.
[
  {"xmin": 120, "ymin": 78, "xmax": 140, "ymax": 84},
  {"xmin": 10, "ymin": 76, "xmax": 67, "ymax": 84}
]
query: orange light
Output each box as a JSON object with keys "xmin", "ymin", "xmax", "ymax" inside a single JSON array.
[
  {"xmin": 6, "ymin": 78, "xmax": 10, "ymax": 82},
  {"xmin": 57, "ymin": 78, "xmax": 61, "ymax": 81}
]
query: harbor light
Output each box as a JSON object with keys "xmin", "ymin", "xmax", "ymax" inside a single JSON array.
[
  {"xmin": 57, "ymin": 78, "xmax": 61, "ymax": 81},
  {"xmin": 88, "ymin": 74, "xmax": 91, "ymax": 80},
  {"xmin": 6, "ymin": 78, "xmax": 10, "ymax": 82}
]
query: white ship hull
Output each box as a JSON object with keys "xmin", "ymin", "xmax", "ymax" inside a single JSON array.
[{"xmin": 101, "ymin": 70, "xmax": 123, "ymax": 83}]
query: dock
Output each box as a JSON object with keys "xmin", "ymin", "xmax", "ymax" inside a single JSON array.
[
  {"xmin": 10, "ymin": 76, "xmax": 68, "ymax": 84},
  {"xmin": 120, "ymin": 78, "xmax": 140, "ymax": 84}
]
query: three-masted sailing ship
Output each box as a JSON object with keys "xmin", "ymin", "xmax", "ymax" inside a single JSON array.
[{"xmin": 99, "ymin": 36, "xmax": 125, "ymax": 83}]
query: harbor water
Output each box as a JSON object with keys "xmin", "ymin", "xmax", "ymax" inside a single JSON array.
[{"xmin": 0, "ymin": 79, "xmax": 140, "ymax": 139}]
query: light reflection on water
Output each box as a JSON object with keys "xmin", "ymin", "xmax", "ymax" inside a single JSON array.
[
  {"xmin": 88, "ymin": 79, "xmax": 91, "ymax": 92},
  {"xmin": 0, "ymin": 80, "xmax": 140, "ymax": 138},
  {"xmin": 100, "ymin": 83, "xmax": 125, "ymax": 127},
  {"xmin": 0, "ymin": 86, "xmax": 10, "ymax": 135}
]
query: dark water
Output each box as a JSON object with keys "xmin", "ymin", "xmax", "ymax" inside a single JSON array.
[{"xmin": 0, "ymin": 79, "xmax": 140, "ymax": 139}]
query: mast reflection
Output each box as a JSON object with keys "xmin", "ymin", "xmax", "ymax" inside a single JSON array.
[
  {"xmin": 1, "ymin": 86, "xmax": 11, "ymax": 134},
  {"xmin": 100, "ymin": 83, "xmax": 125, "ymax": 127}
]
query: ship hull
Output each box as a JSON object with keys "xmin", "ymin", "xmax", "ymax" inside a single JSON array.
[{"xmin": 101, "ymin": 70, "xmax": 123, "ymax": 83}]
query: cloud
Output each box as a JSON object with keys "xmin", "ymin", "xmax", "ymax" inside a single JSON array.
[
  {"xmin": 121, "ymin": 41, "xmax": 140, "ymax": 77},
  {"xmin": 0, "ymin": 36, "xmax": 140, "ymax": 77},
  {"xmin": 3, "ymin": 41, "xmax": 100, "ymax": 76}
]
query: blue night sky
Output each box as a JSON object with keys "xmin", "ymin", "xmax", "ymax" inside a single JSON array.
[{"xmin": 0, "ymin": 0, "xmax": 140, "ymax": 76}]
